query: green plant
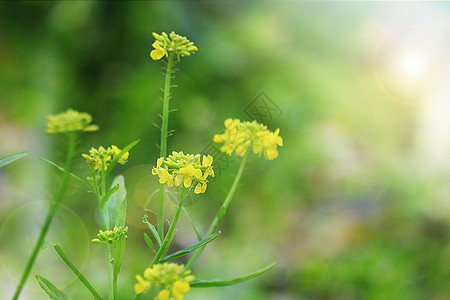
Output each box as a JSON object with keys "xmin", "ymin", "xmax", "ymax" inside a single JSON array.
[{"xmin": 10, "ymin": 31, "xmax": 283, "ymax": 300}]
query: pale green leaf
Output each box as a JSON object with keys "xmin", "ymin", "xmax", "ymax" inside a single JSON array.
[
  {"xmin": 35, "ymin": 275, "xmax": 70, "ymax": 300},
  {"xmin": 0, "ymin": 151, "xmax": 30, "ymax": 168},
  {"xmin": 190, "ymin": 262, "xmax": 276, "ymax": 288}
]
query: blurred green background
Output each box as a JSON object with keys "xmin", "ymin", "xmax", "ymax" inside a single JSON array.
[{"xmin": 1, "ymin": 1, "xmax": 450, "ymax": 299}]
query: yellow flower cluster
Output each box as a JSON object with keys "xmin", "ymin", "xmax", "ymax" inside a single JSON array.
[
  {"xmin": 152, "ymin": 151, "xmax": 214, "ymax": 194},
  {"xmin": 134, "ymin": 263, "xmax": 195, "ymax": 300},
  {"xmin": 91, "ymin": 226, "xmax": 128, "ymax": 244},
  {"xmin": 82, "ymin": 145, "xmax": 129, "ymax": 171},
  {"xmin": 214, "ymin": 118, "xmax": 283, "ymax": 160},
  {"xmin": 150, "ymin": 31, "xmax": 198, "ymax": 61},
  {"xmin": 45, "ymin": 109, "xmax": 99, "ymax": 134}
]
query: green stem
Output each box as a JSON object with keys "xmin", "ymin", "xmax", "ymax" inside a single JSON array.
[
  {"xmin": 12, "ymin": 133, "xmax": 77, "ymax": 300},
  {"xmin": 134, "ymin": 294, "xmax": 142, "ymax": 300},
  {"xmin": 152, "ymin": 188, "xmax": 184, "ymax": 266},
  {"xmin": 52, "ymin": 243, "xmax": 103, "ymax": 300},
  {"xmin": 105, "ymin": 245, "xmax": 114, "ymax": 300},
  {"xmin": 185, "ymin": 152, "xmax": 248, "ymax": 270},
  {"xmin": 158, "ymin": 54, "xmax": 175, "ymax": 241}
]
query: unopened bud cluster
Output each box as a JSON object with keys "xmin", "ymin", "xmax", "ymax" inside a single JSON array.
[
  {"xmin": 150, "ymin": 31, "xmax": 198, "ymax": 61},
  {"xmin": 82, "ymin": 145, "xmax": 129, "ymax": 171},
  {"xmin": 92, "ymin": 226, "xmax": 128, "ymax": 244}
]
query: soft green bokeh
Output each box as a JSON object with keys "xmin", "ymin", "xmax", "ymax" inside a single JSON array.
[{"xmin": 1, "ymin": 2, "xmax": 449, "ymax": 299}]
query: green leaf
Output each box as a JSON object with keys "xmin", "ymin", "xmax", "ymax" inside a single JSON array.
[
  {"xmin": 105, "ymin": 175, "xmax": 127, "ymax": 279},
  {"xmin": 0, "ymin": 151, "xmax": 30, "ymax": 168},
  {"xmin": 144, "ymin": 233, "xmax": 156, "ymax": 254},
  {"xmin": 190, "ymin": 262, "xmax": 276, "ymax": 288},
  {"xmin": 113, "ymin": 235, "xmax": 126, "ymax": 281},
  {"xmin": 41, "ymin": 158, "xmax": 91, "ymax": 190},
  {"xmin": 35, "ymin": 275, "xmax": 70, "ymax": 300},
  {"xmin": 102, "ymin": 184, "xmax": 119, "ymax": 206},
  {"xmin": 107, "ymin": 175, "xmax": 127, "ymax": 228},
  {"xmin": 181, "ymin": 206, "xmax": 202, "ymax": 241},
  {"xmin": 162, "ymin": 232, "xmax": 221, "ymax": 262},
  {"xmin": 44, "ymin": 242, "xmax": 103, "ymax": 300},
  {"xmin": 143, "ymin": 214, "xmax": 162, "ymax": 248},
  {"xmin": 105, "ymin": 139, "xmax": 140, "ymax": 178}
]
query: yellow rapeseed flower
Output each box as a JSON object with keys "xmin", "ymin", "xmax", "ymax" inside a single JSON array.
[
  {"xmin": 46, "ymin": 109, "xmax": 99, "ymax": 134},
  {"xmin": 134, "ymin": 263, "xmax": 195, "ymax": 298},
  {"xmin": 150, "ymin": 42, "xmax": 167, "ymax": 60},
  {"xmin": 150, "ymin": 31, "xmax": 198, "ymax": 61},
  {"xmin": 214, "ymin": 118, "xmax": 283, "ymax": 160},
  {"xmin": 152, "ymin": 152, "xmax": 214, "ymax": 194},
  {"xmin": 172, "ymin": 280, "xmax": 190, "ymax": 300},
  {"xmin": 111, "ymin": 145, "xmax": 129, "ymax": 165},
  {"xmin": 156, "ymin": 289, "xmax": 171, "ymax": 300}
]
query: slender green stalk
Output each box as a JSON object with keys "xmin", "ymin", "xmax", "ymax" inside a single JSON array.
[
  {"xmin": 152, "ymin": 188, "xmax": 184, "ymax": 266},
  {"xmin": 134, "ymin": 294, "xmax": 142, "ymax": 300},
  {"xmin": 51, "ymin": 243, "xmax": 103, "ymax": 300},
  {"xmin": 158, "ymin": 53, "xmax": 176, "ymax": 240},
  {"xmin": 98, "ymin": 168, "xmax": 115, "ymax": 300},
  {"xmin": 12, "ymin": 133, "xmax": 77, "ymax": 300},
  {"xmin": 185, "ymin": 152, "xmax": 248, "ymax": 270},
  {"xmin": 105, "ymin": 246, "xmax": 114, "ymax": 300}
]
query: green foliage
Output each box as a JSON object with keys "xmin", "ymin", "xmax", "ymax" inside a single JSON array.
[
  {"xmin": 0, "ymin": 151, "xmax": 30, "ymax": 168},
  {"xmin": 35, "ymin": 276, "xmax": 69, "ymax": 300}
]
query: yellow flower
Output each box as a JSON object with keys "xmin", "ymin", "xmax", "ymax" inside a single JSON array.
[
  {"xmin": 158, "ymin": 169, "xmax": 174, "ymax": 187},
  {"xmin": 194, "ymin": 183, "xmax": 207, "ymax": 194},
  {"xmin": 134, "ymin": 275, "xmax": 151, "ymax": 294},
  {"xmin": 111, "ymin": 145, "xmax": 129, "ymax": 165},
  {"xmin": 153, "ymin": 152, "xmax": 214, "ymax": 193},
  {"xmin": 150, "ymin": 42, "xmax": 167, "ymax": 60},
  {"xmin": 214, "ymin": 118, "xmax": 283, "ymax": 160},
  {"xmin": 134, "ymin": 263, "xmax": 195, "ymax": 297},
  {"xmin": 172, "ymin": 280, "xmax": 190, "ymax": 300},
  {"xmin": 151, "ymin": 31, "xmax": 198, "ymax": 61},
  {"xmin": 46, "ymin": 109, "xmax": 99, "ymax": 134},
  {"xmin": 156, "ymin": 289, "xmax": 171, "ymax": 300}
]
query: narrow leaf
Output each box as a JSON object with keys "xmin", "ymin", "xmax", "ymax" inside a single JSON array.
[
  {"xmin": 190, "ymin": 262, "xmax": 276, "ymax": 288},
  {"xmin": 45, "ymin": 242, "xmax": 103, "ymax": 300},
  {"xmin": 143, "ymin": 215, "xmax": 162, "ymax": 247},
  {"xmin": 35, "ymin": 275, "xmax": 70, "ymax": 300},
  {"xmin": 105, "ymin": 139, "xmax": 140, "ymax": 177},
  {"xmin": 181, "ymin": 207, "xmax": 202, "ymax": 241},
  {"xmin": 0, "ymin": 151, "xmax": 30, "ymax": 168},
  {"xmin": 41, "ymin": 158, "xmax": 91, "ymax": 190},
  {"xmin": 144, "ymin": 233, "xmax": 156, "ymax": 254},
  {"xmin": 102, "ymin": 184, "xmax": 119, "ymax": 206},
  {"xmin": 162, "ymin": 232, "xmax": 221, "ymax": 262}
]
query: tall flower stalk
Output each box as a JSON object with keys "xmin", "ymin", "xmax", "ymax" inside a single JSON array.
[
  {"xmin": 150, "ymin": 31, "xmax": 198, "ymax": 240},
  {"xmin": 12, "ymin": 109, "xmax": 98, "ymax": 300}
]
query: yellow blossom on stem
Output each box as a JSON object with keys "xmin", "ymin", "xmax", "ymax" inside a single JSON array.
[
  {"xmin": 214, "ymin": 118, "xmax": 283, "ymax": 160},
  {"xmin": 152, "ymin": 151, "xmax": 214, "ymax": 194},
  {"xmin": 150, "ymin": 31, "xmax": 198, "ymax": 61},
  {"xmin": 45, "ymin": 108, "xmax": 99, "ymax": 134},
  {"xmin": 134, "ymin": 263, "xmax": 195, "ymax": 299},
  {"xmin": 151, "ymin": 42, "xmax": 167, "ymax": 60}
]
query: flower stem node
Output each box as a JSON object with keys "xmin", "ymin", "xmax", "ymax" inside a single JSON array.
[
  {"xmin": 92, "ymin": 226, "xmax": 128, "ymax": 244},
  {"xmin": 45, "ymin": 109, "xmax": 99, "ymax": 134},
  {"xmin": 214, "ymin": 118, "xmax": 283, "ymax": 160},
  {"xmin": 152, "ymin": 151, "xmax": 214, "ymax": 194},
  {"xmin": 134, "ymin": 263, "xmax": 194, "ymax": 300},
  {"xmin": 150, "ymin": 31, "xmax": 198, "ymax": 61}
]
